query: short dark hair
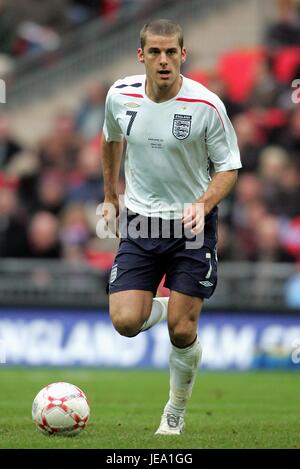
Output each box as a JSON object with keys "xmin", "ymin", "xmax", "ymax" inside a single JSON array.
[{"xmin": 140, "ymin": 19, "xmax": 184, "ymax": 50}]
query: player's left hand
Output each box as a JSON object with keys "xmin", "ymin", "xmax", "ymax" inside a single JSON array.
[{"xmin": 182, "ymin": 203, "xmax": 205, "ymax": 235}]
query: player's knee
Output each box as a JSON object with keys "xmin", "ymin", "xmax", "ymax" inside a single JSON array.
[
  {"xmin": 169, "ymin": 319, "xmax": 197, "ymax": 347},
  {"xmin": 110, "ymin": 310, "xmax": 141, "ymax": 337}
]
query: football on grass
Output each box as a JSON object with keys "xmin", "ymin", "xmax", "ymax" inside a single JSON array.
[{"xmin": 32, "ymin": 382, "xmax": 90, "ymax": 436}]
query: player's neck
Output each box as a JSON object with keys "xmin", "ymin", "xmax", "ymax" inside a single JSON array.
[{"xmin": 145, "ymin": 76, "xmax": 182, "ymax": 103}]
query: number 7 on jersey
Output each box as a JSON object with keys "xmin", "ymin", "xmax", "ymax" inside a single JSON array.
[{"xmin": 126, "ymin": 110, "xmax": 137, "ymax": 136}]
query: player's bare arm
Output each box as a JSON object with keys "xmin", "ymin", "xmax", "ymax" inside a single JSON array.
[
  {"xmin": 198, "ymin": 169, "xmax": 238, "ymax": 214},
  {"xmin": 182, "ymin": 170, "xmax": 238, "ymax": 234},
  {"xmin": 101, "ymin": 138, "xmax": 124, "ymax": 221}
]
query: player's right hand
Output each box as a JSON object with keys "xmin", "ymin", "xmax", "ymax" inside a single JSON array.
[
  {"xmin": 101, "ymin": 196, "xmax": 120, "ymax": 237},
  {"xmin": 182, "ymin": 202, "xmax": 205, "ymax": 235}
]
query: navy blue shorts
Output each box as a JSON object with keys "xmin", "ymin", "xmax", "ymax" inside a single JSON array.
[{"xmin": 107, "ymin": 208, "xmax": 218, "ymax": 299}]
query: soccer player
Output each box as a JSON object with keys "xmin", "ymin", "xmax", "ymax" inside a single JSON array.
[{"xmin": 101, "ymin": 19, "xmax": 241, "ymax": 435}]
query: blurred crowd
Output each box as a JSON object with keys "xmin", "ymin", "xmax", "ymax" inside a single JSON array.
[
  {"xmin": 0, "ymin": 0, "xmax": 146, "ymax": 69},
  {"xmin": 1, "ymin": 0, "xmax": 300, "ymax": 278},
  {"xmin": 0, "ymin": 79, "xmax": 120, "ymax": 272}
]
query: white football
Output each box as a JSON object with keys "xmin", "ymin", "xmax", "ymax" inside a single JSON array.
[{"xmin": 32, "ymin": 382, "xmax": 90, "ymax": 436}]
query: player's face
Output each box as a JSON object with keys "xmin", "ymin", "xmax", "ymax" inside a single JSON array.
[{"xmin": 138, "ymin": 33, "xmax": 186, "ymax": 93}]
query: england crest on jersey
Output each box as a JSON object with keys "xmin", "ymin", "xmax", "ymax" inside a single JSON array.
[{"xmin": 172, "ymin": 114, "xmax": 192, "ymax": 140}]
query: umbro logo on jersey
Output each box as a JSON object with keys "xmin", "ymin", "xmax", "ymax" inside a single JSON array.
[
  {"xmin": 199, "ymin": 280, "xmax": 214, "ymax": 287},
  {"xmin": 124, "ymin": 102, "xmax": 141, "ymax": 108},
  {"xmin": 172, "ymin": 114, "xmax": 192, "ymax": 140}
]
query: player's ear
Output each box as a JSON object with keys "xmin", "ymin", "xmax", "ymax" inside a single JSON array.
[
  {"xmin": 137, "ymin": 48, "xmax": 144, "ymax": 63},
  {"xmin": 181, "ymin": 47, "xmax": 187, "ymax": 64}
]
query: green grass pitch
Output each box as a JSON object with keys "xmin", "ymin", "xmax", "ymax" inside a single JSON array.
[{"xmin": 0, "ymin": 368, "xmax": 299, "ymax": 449}]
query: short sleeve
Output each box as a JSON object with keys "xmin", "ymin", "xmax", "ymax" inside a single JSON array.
[
  {"xmin": 206, "ymin": 100, "xmax": 242, "ymax": 172},
  {"xmin": 103, "ymin": 92, "xmax": 123, "ymax": 142}
]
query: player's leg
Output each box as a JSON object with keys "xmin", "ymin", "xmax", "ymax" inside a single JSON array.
[
  {"xmin": 107, "ymin": 231, "xmax": 169, "ymax": 337},
  {"xmin": 109, "ymin": 290, "xmax": 169, "ymax": 337},
  {"xmin": 108, "ymin": 209, "xmax": 170, "ymax": 336},
  {"xmin": 109, "ymin": 289, "xmax": 153, "ymax": 337},
  {"xmin": 155, "ymin": 219, "xmax": 218, "ymax": 433},
  {"xmin": 139, "ymin": 296, "xmax": 169, "ymax": 332},
  {"xmin": 155, "ymin": 291, "xmax": 203, "ymax": 435},
  {"xmin": 155, "ymin": 208, "xmax": 218, "ymax": 434}
]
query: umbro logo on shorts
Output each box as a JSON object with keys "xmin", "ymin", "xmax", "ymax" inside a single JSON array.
[
  {"xmin": 199, "ymin": 280, "xmax": 214, "ymax": 287},
  {"xmin": 110, "ymin": 264, "xmax": 118, "ymax": 283}
]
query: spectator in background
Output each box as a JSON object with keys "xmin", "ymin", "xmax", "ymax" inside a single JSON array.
[
  {"xmin": 265, "ymin": 0, "xmax": 300, "ymax": 49},
  {"xmin": 60, "ymin": 203, "xmax": 91, "ymax": 253},
  {"xmin": 207, "ymin": 74, "xmax": 244, "ymax": 119},
  {"xmin": 0, "ymin": 0, "xmax": 20, "ymax": 56},
  {"xmin": 39, "ymin": 111, "xmax": 82, "ymax": 172},
  {"xmin": 258, "ymin": 145, "xmax": 291, "ymax": 213},
  {"xmin": 11, "ymin": 0, "xmax": 71, "ymax": 35},
  {"xmin": 233, "ymin": 200, "xmax": 269, "ymax": 261},
  {"xmin": 29, "ymin": 169, "xmax": 66, "ymax": 216},
  {"xmin": 4, "ymin": 149, "xmax": 40, "ymax": 214},
  {"xmin": 232, "ymin": 113, "xmax": 264, "ymax": 172},
  {"xmin": 278, "ymin": 107, "xmax": 300, "ymax": 157},
  {"xmin": 101, "ymin": 0, "xmax": 120, "ymax": 20},
  {"xmin": 266, "ymin": 160, "xmax": 300, "ymax": 218},
  {"xmin": 280, "ymin": 215, "xmax": 300, "ymax": 261},
  {"xmin": 76, "ymin": 81, "xmax": 106, "ymax": 140},
  {"xmin": 22, "ymin": 211, "xmax": 62, "ymax": 258},
  {"xmin": 258, "ymin": 145, "xmax": 290, "ymax": 184},
  {"xmin": 7, "ymin": 0, "xmax": 72, "ymax": 58},
  {"xmin": 231, "ymin": 174, "xmax": 266, "ymax": 260},
  {"xmin": 0, "ymin": 113, "xmax": 23, "ymax": 168},
  {"xmin": 0, "ymin": 186, "xmax": 27, "ymax": 257},
  {"xmin": 247, "ymin": 59, "xmax": 281, "ymax": 109},
  {"xmin": 69, "ymin": 1, "xmax": 103, "ymax": 24},
  {"xmin": 66, "ymin": 144, "xmax": 103, "ymax": 203},
  {"xmin": 253, "ymin": 215, "xmax": 296, "ymax": 262},
  {"xmin": 216, "ymin": 220, "xmax": 233, "ymax": 261},
  {"xmin": 16, "ymin": 21, "xmax": 61, "ymax": 57}
]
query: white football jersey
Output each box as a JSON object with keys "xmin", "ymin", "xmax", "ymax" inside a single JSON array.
[{"xmin": 103, "ymin": 74, "xmax": 241, "ymax": 219}]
